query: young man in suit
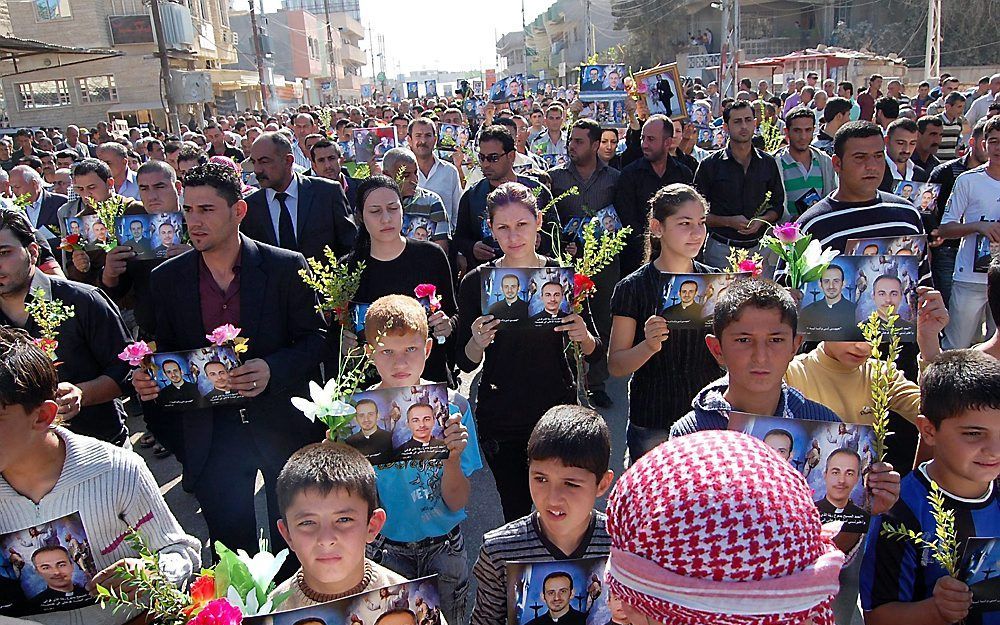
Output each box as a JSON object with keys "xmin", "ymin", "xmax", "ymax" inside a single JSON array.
[
  {"xmin": 242, "ymin": 132, "xmax": 357, "ymax": 261},
  {"xmin": 131, "ymin": 163, "xmax": 328, "ymax": 558}
]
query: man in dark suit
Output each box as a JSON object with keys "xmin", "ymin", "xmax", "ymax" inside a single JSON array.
[
  {"xmin": 132, "ymin": 163, "xmax": 328, "ymax": 558},
  {"xmin": 487, "ymin": 273, "xmax": 529, "ymax": 321},
  {"xmin": 8, "ymin": 165, "xmax": 66, "ymax": 240},
  {"xmin": 242, "ymin": 132, "xmax": 357, "ymax": 261},
  {"xmin": 157, "ymin": 358, "xmax": 202, "ymax": 409},
  {"xmin": 663, "ymin": 279, "xmax": 704, "ymax": 321}
]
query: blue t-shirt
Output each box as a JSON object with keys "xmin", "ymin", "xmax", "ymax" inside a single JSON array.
[
  {"xmin": 374, "ymin": 390, "xmax": 483, "ymax": 542},
  {"xmin": 861, "ymin": 462, "xmax": 1000, "ymax": 623}
]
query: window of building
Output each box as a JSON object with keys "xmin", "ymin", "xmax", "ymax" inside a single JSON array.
[
  {"xmin": 77, "ymin": 76, "xmax": 119, "ymax": 104},
  {"xmin": 34, "ymin": 0, "xmax": 71, "ymax": 20},
  {"xmin": 16, "ymin": 80, "xmax": 71, "ymax": 109}
]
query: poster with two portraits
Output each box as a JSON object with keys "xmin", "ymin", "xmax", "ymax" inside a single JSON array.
[
  {"xmin": 506, "ymin": 556, "xmax": 621, "ymax": 625},
  {"xmin": 797, "ymin": 235, "xmax": 925, "ymax": 342},
  {"xmin": 63, "ymin": 212, "xmax": 186, "ymax": 259},
  {"xmin": 480, "ymin": 267, "xmax": 575, "ymax": 327}
]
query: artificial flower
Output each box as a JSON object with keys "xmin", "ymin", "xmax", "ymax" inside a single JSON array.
[
  {"xmin": 414, "ymin": 284, "xmax": 441, "ymax": 312},
  {"xmin": 184, "ymin": 574, "xmax": 216, "ymax": 617},
  {"xmin": 59, "ymin": 233, "xmax": 83, "ymax": 251},
  {"xmin": 291, "ymin": 379, "xmax": 356, "ymax": 423},
  {"xmin": 737, "ymin": 258, "xmax": 763, "ymax": 277},
  {"xmin": 33, "ymin": 337, "xmax": 58, "ymax": 360},
  {"xmin": 235, "ymin": 547, "xmax": 287, "ymax": 599},
  {"xmin": 636, "ymin": 81, "xmax": 649, "ymax": 95},
  {"xmin": 118, "ymin": 341, "xmax": 153, "ymax": 366},
  {"xmin": 573, "ymin": 274, "xmax": 596, "ymax": 300},
  {"xmin": 772, "ymin": 222, "xmax": 801, "ymax": 244},
  {"xmin": 206, "ymin": 324, "xmax": 242, "ymax": 346},
  {"xmin": 802, "ymin": 238, "xmax": 839, "ymax": 270},
  {"xmin": 187, "ymin": 598, "xmax": 243, "ymax": 625}
]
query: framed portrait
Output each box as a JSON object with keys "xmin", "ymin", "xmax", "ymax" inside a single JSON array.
[
  {"xmin": 406, "ymin": 81, "xmax": 419, "ymax": 99},
  {"xmin": 480, "ymin": 267, "xmax": 575, "ymax": 327},
  {"xmin": 578, "ymin": 64, "xmax": 627, "ymax": 102},
  {"xmin": 489, "ymin": 74, "xmax": 526, "ymax": 104},
  {"xmin": 632, "ymin": 63, "xmax": 687, "ymax": 120},
  {"xmin": 728, "ymin": 413, "xmax": 875, "ymax": 534},
  {"xmin": 424, "ymin": 80, "xmax": 438, "ymax": 97},
  {"xmin": 473, "ymin": 80, "xmax": 484, "ymax": 95},
  {"xmin": 844, "ymin": 234, "xmax": 927, "ymax": 259},
  {"xmin": 894, "ymin": 181, "xmax": 942, "ymax": 215},
  {"xmin": 352, "ymin": 127, "xmax": 398, "ymax": 163},
  {"xmin": 659, "ymin": 272, "xmax": 750, "ymax": 328},
  {"xmin": 62, "ymin": 214, "xmax": 111, "ymax": 251},
  {"xmin": 689, "ymin": 100, "xmax": 712, "ymax": 126},
  {"xmin": 505, "ymin": 556, "xmax": 611, "ymax": 625},
  {"xmin": 243, "ymin": 576, "xmax": 442, "ymax": 625},
  {"xmin": 347, "ymin": 383, "xmax": 451, "ymax": 464},
  {"xmin": 798, "ymin": 255, "xmax": 920, "ymax": 342},
  {"xmin": 957, "ymin": 537, "xmax": 1000, "ymax": 616},
  {"xmin": 145, "ymin": 345, "xmax": 244, "ymax": 411},
  {"xmin": 114, "ymin": 212, "xmax": 186, "ymax": 261},
  {"xmin": 0, "ymin": 512, "xmax": 97, "ymax": 616}
]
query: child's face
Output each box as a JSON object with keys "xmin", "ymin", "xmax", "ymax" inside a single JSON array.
[
  {"xmin": 368, "ymin": 331, "xmax": 432, "ymax": 388},
  {"xmin": 920, "ymin": 409, "xmax": 1000, "ymax": 493},
  {"xmin": 706, "ymin": 307, "xmax": 802, "ymax": 396},
  {"xmin": 277, "ymin": 487, "xmax": 385, "ymax": 592},
  {"xmin": 821, "ymin": 341, "xmax": 873, "ymax": 369},
  {"xmin": 528, "ymin": 458, "xmax": 612, "ymax": 543}
]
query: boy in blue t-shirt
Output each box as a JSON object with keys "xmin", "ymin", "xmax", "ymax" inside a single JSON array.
[
  {"xmin": 362, "ymin": 295, "xmax": 482, "ymax": 625},
  {"xmin": 861, "ymin": 350, "xmax": 1000, "ymax": 625}
]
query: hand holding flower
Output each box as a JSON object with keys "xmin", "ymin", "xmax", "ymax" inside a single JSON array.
[
  {"xmin": 118, "ymin": 341, "xmax": 153, "ymax": 367},
  {"xmin": 228, "ymin": 358, "xmax": 270, "ymax": 397},
  {"xmin": 55, "ymin": 382, "xmax": 82, "ymax": 420},
  {"xmin": 131, "ymin": 368, "xmax": 160, "ymax": 402}
]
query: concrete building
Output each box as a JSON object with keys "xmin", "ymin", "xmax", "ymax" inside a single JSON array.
[
  {"xmin": 281, "ymin": 0, "xmax": 360, "ymax": 22},
  {"xmin": 1, "ymin": 0, "xmax": 244, "ymax": 130}
]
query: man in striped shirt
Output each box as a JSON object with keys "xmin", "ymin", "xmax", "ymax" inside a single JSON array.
[
  {"xmin": 775, "ymin": 107, "xmax": 837, "ymax": 221},
  {"xmin": 936, "ymin": 91, "xmax": 967, "ymax": 161}
]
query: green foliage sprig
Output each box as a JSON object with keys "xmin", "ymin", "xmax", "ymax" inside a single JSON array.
[
  {"xmin": 25, "ymin": 287, "xmax": 75, "ymax": 361},
  {"xmin": 94, "ymin": 530, "xmax": 191, "ymax": 625},
  {"xmin": 571, "ymin": 220, "xmax": 632, "ymax": 280},
  {"xmin": 298, "ymin": 246, "xmax": 365, "ymax": 324},
  {"xmin": 859, "ymin": 307, "xmax": 902, "ymax": 462},
  {"xmin": 89, "ymin": 195, "xmax": 130, "ymax": 251},
  {"xmin": 12, "ymin": 192, "xmax": 32, "ymax": 212},
  {"xmin": 881, "ymin": 481, "xmax": 960, "ymax": 577}
]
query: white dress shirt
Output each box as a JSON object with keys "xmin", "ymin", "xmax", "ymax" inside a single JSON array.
[
  {"xmin": 116, "ymin": 169, "xmax": 141, "ymax": 201},
  {"xmin": 26, "ymin": 195, "xmax": 42, "ymax": 228},
  {"xmin": 264, "ymin": 175, "xmax": 300, "ymax": 238},
  {"xmin": 417, "ymin": 156, "xmax": 462, "ymax": 232},
  {"xmin": 885, "ymin": 153, "xmax": 915, "ymax": 181}
]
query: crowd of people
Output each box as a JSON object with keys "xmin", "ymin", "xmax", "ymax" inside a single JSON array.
[{"xmin": 0, "ymin": 67, "xmax": 999, "ymax": 625}]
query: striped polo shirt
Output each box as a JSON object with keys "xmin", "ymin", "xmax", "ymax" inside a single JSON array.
[
  {"xmin": 937, "ymin": 112, "xmax": 964, "ymax": 161},
  {"xmin": 778, "ymin": 147, "xmax": 825, "ymax": 219}
]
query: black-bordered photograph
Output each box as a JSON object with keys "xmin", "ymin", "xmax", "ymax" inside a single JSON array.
[
  {"xmin": 659, "ymin": 272, "xmax": 748, "ymax": 327},
  {"xmin": 146, "ymin": 345, "xmax": 243, "ymax": 411},
  {"xmin": 633, "ymin": 63, "xmax": 687, "ymax": 120},
  {"xmin": 589, "ymin": 206, "xmax": 622, "ymax": 236},
  {"xmin": 424, "ymin": 80, "xmax": 438, "ymax": 97},
  {"xmin": 506, "ymin": 556, "xmax": 610, "ymax": 625},
  {"xmin": 480, "ymin": 267, "xmax": 575, "ymax": 326},
  {"xmin": 114, "ymin": 212, "xmax": 186, "ymax": 261},
  {"xmin": 0, "ymin": 512, "xmax": 97, "ymax": 617},
  {"xmin": 958, "ymin": 537, "xmax": 1000, "ymax": 615},
  {"xmin": 489, "ymin": 74, "xmax": 526, "ymax": 104},
  {"xmin": 974, "ymin": 226, "xmax": 999, "ymax": 274},
  {"xmin": 844, "ymin": 234, "xmax": 927, "ymax": 259},
  {"xmin": 347, "ymin": 383, "xmax": 451, "ymax": 464},
  {"xmin": 578, "ymin": 64, "xmax": 626, "ymax": 102},
  {"xmin": 798, "ymin": 255, "xmax": 919, "ymax": 342},
  {"xmin": 728, "ymin": 413, "xmax": 875, "ymax": 534},
  {"xmin": 894, "ymin": 181, "xmax": 942, "ymax": 215},
  {"xmin": 407, "ymin": 81, "xmax": 419, "ymax": 99}
]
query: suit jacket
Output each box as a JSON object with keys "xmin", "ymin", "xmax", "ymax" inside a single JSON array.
[
  {"xmin": 35, "ymin": 189, "xmax": 67, "ymax": 233},
  {"xmin": 148, "ymin": 235, "xmax": 329, "ymax": 487},
  {"xmin": 241, "ymin": 173, "xmax": 357, "ymax": 262}
]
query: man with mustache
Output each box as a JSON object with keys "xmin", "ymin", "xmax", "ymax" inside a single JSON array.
[{"xmin": 409, "ymin": 118, "xmax": 462, "ymax": 232}]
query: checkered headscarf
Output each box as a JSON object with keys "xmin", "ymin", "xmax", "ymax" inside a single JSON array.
[{"xmin": 605, "ymin": 430, "xmax": 844, "ymax": 625}]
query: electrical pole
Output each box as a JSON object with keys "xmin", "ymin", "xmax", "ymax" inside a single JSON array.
[
  {"xmin": 378, "ymin": 33, "xmax": 386, "ymax": 96},
  {"xmin": 149, "ymin": 0, "xmax": 180, "ymax": 133},
  {"xmin": 323, "ymin": 0, "xmax": 337, "ymax": 104},
  {"xmin": 368, "ymin": 23, "xmax": 377, "ymax": 97},
  {"xmin": 585, "ymin": 0, "xmax": 592, "ymax": 58},
  {"xmin": 924, "ymin": 0, "xmax": 941, "ymax": 80},
  {"xmin": 248, "ymin": 0, "xmax": 269, "ymax": 112},
  {"xmin": 720, "ymin": 0, "xmax": 740, "ymax": 97}
]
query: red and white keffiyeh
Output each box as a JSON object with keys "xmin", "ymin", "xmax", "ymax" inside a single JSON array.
[{"xmin": 605, "ymin": 430, "xmax": 844, "ymax": 625}]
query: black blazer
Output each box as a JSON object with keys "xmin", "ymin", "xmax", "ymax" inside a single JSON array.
[
  {"xmin": 36, "ymin": 189, "xmax": 68, "ymax": 233},
  {"xmin": 241, "ymin": 173, "xmax": 357, "ymax": 262},
  {"xmin": 148, "ymin": 235, "xmax": 329, "ymax": 486}
]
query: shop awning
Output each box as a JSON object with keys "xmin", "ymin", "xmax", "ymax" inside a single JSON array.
[
  {"xmin": 0, "ymin": 35, "xmax": 122, "ymax": 78},
  {"xmin": 105, "ymin": 101, "xmax": 166, "ymax": 113}
]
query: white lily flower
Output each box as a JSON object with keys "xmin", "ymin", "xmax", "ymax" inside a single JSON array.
[
  {"xmin": 235, "ymin": 547, "xmax": 288, "ymax": 595},
  {"xmin": 290, "ymin": 379, "xmax": 354, "ymax": 422},
  {"xmin": 802, "ymin": 239, "xmax": 838, "ymax": 269}
]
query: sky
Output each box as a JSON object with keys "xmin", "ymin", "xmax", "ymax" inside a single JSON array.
[{"xmin": 229, "ymin": 0, "xmax": 555, "ymax": 76}]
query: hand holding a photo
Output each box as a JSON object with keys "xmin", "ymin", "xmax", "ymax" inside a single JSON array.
[
  {"xmin": 471, "ymin": 315, "xmax": 499, "ymax": 350},
  {"xmin": 442, "ymin": 413, "xmax": 468, "ymax": 459},
  {"xmin": 555, "ymin": 313, "xmax": 596, "ymax": 354},
  {"xmin": 102, "ymin": 245, "xmax": 136, "ymax": 284},
  {"xmin": 72, "ymin": 249, "xmax": 91, "ymax": 274},
  {"xmin": 55, "ymin": 382, "xmax": 83, "ymax": 420},
  {"xmin": 931, "ymin": 575, "xmax": 972, "ymax": 624},
  {"xmin": 978, "ymin": 220, "xmax": 1000, "ymax": 244},
  {"xmin": 642, "ymin": 315, "xmax": 670, "ymax": 353},
  {"xmin": 229, "ymin": 358, "xmax": 270, "ymax": 397},
  {"xmin": 864, "ymin": 461, "xmax": 900, "ymax": 516},
  {"xmin": 472, "ymin": 241, "xmax": 497, "ymax": 261},
  {"xmin": 916, "ymin": 287, "xmax": 949, "ymax": 361},
  {"xmin": 131, "ymin": 368, "xmax": 160, "ymax": 401},
  {"xmin": 428, "ymin": 310, "xmax": 452, "ymax": 340},
  {"xmin": 165, "ymin": 243, "xmax": 192, "ymax": 258}
]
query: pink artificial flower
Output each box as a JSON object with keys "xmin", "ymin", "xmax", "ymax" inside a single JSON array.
[
  {"xmin": 206, "ymin": 324, "xmax": 242, "ymax": 346},
  {"xmin": 187, "ymin": 598, "xmax": 242, "ymax": 625},
  {"xmin": 414, "ymin": 284, "xmax": 441, "ymax": 313},
  {"xmin": 636, "ymin": 81, "xmax": 649, "ymax": 95},
  {"xmin": 118, "ymin": 341, "xmax": 153, "ymax": 366},
  {"xmin": 738, "ymin": 259, "xmax": 763, "ymax": 277},
  {"xmin": 772, "ymin": 222, "xmax": 801, "ymax": 244}
]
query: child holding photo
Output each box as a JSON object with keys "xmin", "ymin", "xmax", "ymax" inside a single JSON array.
[
  {"xmin": 270, "ymin": 442, "xmax": 406, "ymax": 610},
  {"xmin": 607, "ymin": 184, "xmax": 722, "ymax": 462},
  {"xmin": 470, "ymin": 405, "xmax": 614, "ymax": 625},
  {"xmin": 861, "ymin": 350, "xmax": 1000, "ymax": 625},
  {"xmin": 362, "ymin": 295, "xmax": 481, "ymax": 625}
]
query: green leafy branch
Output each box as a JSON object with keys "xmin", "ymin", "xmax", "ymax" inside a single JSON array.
[
  {"xmin": 95, "ymin": 530, "xmax": 191, "ymax": 625},
  {"xmin": 89, "ymin": 195, "xmax": 130, "ymax": 251},
  {"xmin": 25, "ymin": 287, "xmax": 75, "ymax": 361},
  {"xmin": 298, "ymin": 246, "xmax": 365, "ymax": 322},
  {"xmin": 756, "ymin": 100, "xmax": 785, "ymax": 154},
  {"xmin": 881, "ymin": 481, "xmax": 959, "ymax": 577},
  {"xmin": 572, "ymin": 220, "xmax": 632, "ymax": 279},
  {"xmin": 12, "ymin": 192, "xmax": 32, "ymax": 212},
  {"xmin": 859, "ymin": 307, "xmax": 902, "ymax": 462}
]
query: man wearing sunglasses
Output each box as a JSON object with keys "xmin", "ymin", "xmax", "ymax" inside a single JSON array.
[{"xmin": 453, "ymin": 125, "xmax": 560, "ymax": 271}]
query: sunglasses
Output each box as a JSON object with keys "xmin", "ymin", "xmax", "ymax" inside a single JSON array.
[{"xmin": 477, "ymin": 152, "xmax": 510, "ymax": 163}]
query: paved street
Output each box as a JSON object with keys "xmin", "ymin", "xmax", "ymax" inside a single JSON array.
[{"xmin": 127, "ymin": 371, "xmax": 631, "ymax": 607}]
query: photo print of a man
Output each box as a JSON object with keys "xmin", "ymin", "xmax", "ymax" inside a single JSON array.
[
  {"xmin": 663, "ymin": 279, "xmax": 703, "ymax": 321},
  {"xmin": 154, "ymin": 219, "xmax": 180, "ymax": 257},
  {"xmin": 345, "ymin": 398, "xmax": 394, "ymax": 463},
  {"xmin": 202, "ymin": 361, "xmax": 232, "ymax": 403},
  {"xmin": 799, "ymin": 264, "xmax": 857, "ymax": 338},
  {"xmin": 872, "ymin": 274, "xmax": 914, "ymax": 333},
  {"xmin": 814, "ymin": 448, "xmax": 866, "ymax": 523},
  {"xmin": 531, "ymin": 281, "xmax": 567, "ymax": 322},
  {"xmin": 125, "ymin": 218, "xmax": 153, "ymax": 256},
  {"xmin": 488, "ymin": 273, "xmax": 529, "ymax": 321},
  {"xmin": 27, "ymin": 546, "xmax": 91, "ymax": 611},
  {"xmin": 396, "ymin": 403, "xmax": 447, "ymax": 456},
  {"xmin": 525, "ymin": 572, "xmax": 587, "ymax": 625},
  {"xmin": 762, "ymin": 428, "xmax": 794, "ymax": 461},
  {"xmin": 157, "ymin": 358, "xmax": 201, "ymax": 407}
]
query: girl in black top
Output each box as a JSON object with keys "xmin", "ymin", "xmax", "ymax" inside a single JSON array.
[
  {"xmin": 457, "ymin": 181, "xmax": 603, "ymax": 522},
  {"xmin": 607, "ymin": 183, "xmax": 722, "ymax": 463},
  {"xmin": 340, "ymin": 175, "xmax": 457, "ymax": 384}
]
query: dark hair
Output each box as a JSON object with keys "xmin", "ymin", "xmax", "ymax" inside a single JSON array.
[
  {"xmin": 921, "ymin": 350, "xmax": 1000, "ymax": 428},
  {"xmin": 990, "ymin": 256, "xmax": 1000, "ymax": 328},
  {"xmin": 784, "ymin": 106, "xmax": 816, "ymax": 126},
  {"xmin": 137, "ymin": 159, "xmax": 177, "ymax": 182},
  {"xmin": 478, "ymin": 125, "xmax": 516, "ymax": 153},
  {"xmin": 644, "ymin": 114, "xmax": 675, "ymax": 138},
  {"xmin": 722, "ymin": 100, "xmax": 753, "ymax": 124},
  {"xmin": 71, "ymin": 157, "xmax": 112, "ymax": 182},
  {"xmin": 542, "ymin": 571, "xmax": 574, "ymax": 589},
  {"xmin": 838, "ymin": 81, "xmax": 854, "ymax": 96},
  {"xmin": 276, "ymin": 441, "xmax": 379, "ymax": 519},
  {"xmin": 712, "ymin": 279, "xmax": 797, "ymax": 337},
  {"xmin": 823, "ymin": 264, "xmax": 845, "ymax": 280},
  {"xmin": 826, "ymin": 447, "xmax": 861, "ymax": 470},
  {"xmin": 822, "ymin": 97, "xmax": 853, "ymax": 124},
  {"xmin": 308, "ymin": 138, "xmax": 341, "ymax": 161},
  {"xmin": 164, "ymin": 140, "xmax": 183, "ymax": 155},
  {"xmin": 348, "ymin": 175, "xmax": 402, "ymax": 263},
  {"xmin": 527, "ymin": 404, "xmax": 610, "ymax": 482},
  {"xmin": 177, "ymin": 143, "xmax": 207, "ymax": 166},
  {"xmin": 0, "ymin": 326, "xmax": 58, "ymax": 412},
  {"xmin": 917, "ymin": 115, "xmax": 944, "ymax": 133},
  {"xmin": 292, "ymin": 619, "xmax": 327, "ymax": 625},
  {"xmin": 645, "ymin": 183, "xmax": 707, "ymax": 262},
  {"xmin": 181, "ymin": 163, "xmax": 242, "ymax": 207},
  {"xmin": 492, "ymin": 117, "xmax": 517, "ymax": 134},
  {"xmin": 486, "ymin": 181, "xmax": 538, "ymax": 219},
  {"xmin": 945, "ymin": 91, "xmax": 967, "ymax": 106},
  {"xmin": 54, "ymin": 149, "xmax": 79, "ymax": 163},
  {"xmin": 601, "ymin": 127, "xmax": 619, "ymax": 139},
  {"xmin": 0, "ymin": 207, "xmax": 37, "ymax": 248},
  {"xmin": 571, "ymin": 118, "xmax": 602, "ymax": 143},
  {"xmin": 764, "ymin": 428, "xmax": 794, "ymax": 452},
  {"xmin": 833, "ymin": 121, "xmax": 884, "ymax": 158},
  {"xmin": 374, "ymin": 610, "xmax": 416, "ymax": 625},
  {"xmin": 869, "ymin": 73, "xmax": 883, "ymax": 84},
  {"xmin": 874, "ymin": 97, "xmax": 899, "ymax": 120},
  {"xmin": 886, "ymin": 118, "xmax": 919, "ymax": 138}
]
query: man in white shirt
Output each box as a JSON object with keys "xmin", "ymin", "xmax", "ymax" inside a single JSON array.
[
  {"xmin": 289, "ymin": 112, "xmax": 319, "ymax": 170},
  {"xmin": 96, "ymin": 142, "xmax": 141, "ymax": 201},
  {"xmin": 966, "ymin": 73, "xmax": 1000, "ymax": 126},
  {"xmin": 407, "ymin": 118, "xmax": 463, "ymax": 231},
  {"xmin": 938, "ymin": 116, "xmax": 1000, "ymax": 349},
  {"xmin": 879, "ymin": 118, "xmax": 928, "ymax": 192}
]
